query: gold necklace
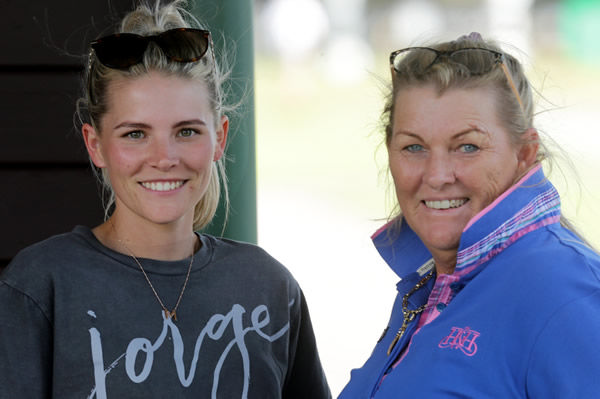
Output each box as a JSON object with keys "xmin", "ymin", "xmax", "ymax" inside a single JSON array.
[
  {"xmin": 387, "ymin": 269, "xmax": 434, "ymax": 355},
  {"xmin": 117, "ymin": 238, "xmax": 195, "ymax": 322}
]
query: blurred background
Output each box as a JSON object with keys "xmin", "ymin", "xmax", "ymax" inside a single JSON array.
[
  {"xmin": 251, "ymin": 0, "xmax": 600, "ymax": 395},
  {"xmin": 1, "ymin": 0, "xmax": 598, "ymax": 395}
]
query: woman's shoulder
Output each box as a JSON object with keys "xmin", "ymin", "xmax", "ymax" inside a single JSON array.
[
  {"xmin": 502, "ymin": 222, "xmax": 600, "ymax": 298},
  {"xmin": 201, "ymin": 234, "xmax": 279, "ymax": 259},
  {"xmin": 1, "ymin": 226, "xmax": 99, "ymax": 319},
  {"xmin": 528, "ymin": 223, "xmax": 600, "ymax": 277},
  {"xmin": 8, "ymin": 226, "xmax": 95, "ymax": 264},
  {"xmin": 200, "ymin": 234, "xmax": 297, "ymax": 281},
  {"xmin": 2, "ymin": 226, "xmax": 98, "ymax": 286}
]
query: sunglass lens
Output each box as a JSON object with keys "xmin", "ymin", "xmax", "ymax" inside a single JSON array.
[
  {"xmin": 156, "ymin": 29, "xmax": 209, "ymax": 63},
  {"xmin": 92, "ymin": 34, "xmax": 148, "ymax": 69},
  {"xmin": 393, "ymin": 48, "xmax": 438, "ymax": 73},
  {"xmin": 450, "ymin": 49, "xmax": 497, "ymax": 75}
]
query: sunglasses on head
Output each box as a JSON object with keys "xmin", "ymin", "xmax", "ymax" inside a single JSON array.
[
  {"xmin": 390, "ymin": 47, "xmax": 507, "ymax": 76},
  {"xmin": 390, "ymin": 47, "xmax": 524, "ymax": 111},
  {"xmin": 90, "ymin": 28, "xmax": 212, "ymax": 69}
]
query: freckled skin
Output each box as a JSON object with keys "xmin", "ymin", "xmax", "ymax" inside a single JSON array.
[{"xmin": 388, "ymin": 85, "xmax": 535, "ymax": 274}]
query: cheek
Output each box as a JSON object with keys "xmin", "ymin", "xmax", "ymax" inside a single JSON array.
[
  {"xmin": 389, "ymin": 154, "xmax": 417, "ymax": 183},
  {"xmin": 189, "ymin": 144, "xmax": 215, "ymax": 167},
  {"xmin": 480, "ymin": 172, "xmax": 503, "ymax": 207},
  {"xmin": 185, "ymin": 146, "xmax": 216, "ymax": 182},
  {"xmin": 476, "ymin": 162, "xmax": 518, "ymax": 209},
  {"xmin": 102, "ymin": 147, "xmax": 139, "ymax": 175},
  {"xmin": 389, "ymin": 158, "xmax": 419, "ymax": 205}
]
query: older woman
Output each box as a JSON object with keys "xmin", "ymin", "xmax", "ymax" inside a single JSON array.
[{"xmin": 339, "ymin": 33, "xmax": 600, "ymax": 398}]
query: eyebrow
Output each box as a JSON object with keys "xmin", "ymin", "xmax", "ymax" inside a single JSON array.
[
  {"xmin": 173, "ymin": 119, "xmax": 207, "ymax": 128},
  {"xmin": 452, "ymin": 128, "xmax": 486, "ymax": 140},
  {"xmin": 113, "ymin": 121, "xmax": 150, "ymax": 130},
  {"xmin": 113, "ymin": 119, "xmax": 207, "ymax": 130},
  {"xmin": 394, "ymin": 127, "xmax": 486, "ymax": 140}
]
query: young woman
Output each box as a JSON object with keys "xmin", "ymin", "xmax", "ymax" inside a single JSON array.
[{"xmin": 0, "ymin": 2, "xmax": 330, "ymax": 398}]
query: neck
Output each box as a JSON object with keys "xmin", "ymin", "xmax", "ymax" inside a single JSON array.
[
  {"xmin": 93, "ymin": 209, "xmax": 198, "ymax": 261},
  {"xmin": 432, "ymin": 250, "xmax": 457, "ymax": 275}
]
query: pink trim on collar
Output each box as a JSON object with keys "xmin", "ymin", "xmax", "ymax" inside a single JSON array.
[
  {"xmin": 463, "ymin": 164, "xmax": 542, "ymax": 232},
  {"xmin": 371, "ymin": 220, "xmax": 393, "ymax": 239}
]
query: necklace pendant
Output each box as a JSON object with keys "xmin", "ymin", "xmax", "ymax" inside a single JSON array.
[
  {"xmin": 164, "ymin": 309, "xmax": 177, "ymax": 321},
  {"xmin": 387, "ymin": 324, "xmax": 408, "ymax": 355},
  {"xmin": 386, "ymin": 269, "xmax": 434, "ymax": 356},
  {"xmin": 116, "ymin": 231, "xmax": 194, "ymax": 327},
  {"xmin": 387, "ymin": 332, "xmax": 400, "ymax": 355}
]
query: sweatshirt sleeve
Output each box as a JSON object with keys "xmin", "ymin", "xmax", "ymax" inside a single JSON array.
[
  {"xmin": 282, "ymin": 289, "xmax": 331, "ymax": 399},
  {"xmin": 0, "ymin": 281, "xmax": 53, "ymax": 398},
  {"xmin": 526, "ymin": 289, "xmax": 600, "ymax": 399}
]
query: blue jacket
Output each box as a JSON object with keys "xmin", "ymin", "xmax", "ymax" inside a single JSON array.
[{"xmin": 339, "ymin": 166, "xmax": 600, "ymax": 398}]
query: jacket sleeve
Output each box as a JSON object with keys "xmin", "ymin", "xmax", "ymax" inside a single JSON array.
[
  {"xmin": 0, "ymin": 281, "xmax": 53, "ymax": 398},
  {"xmin": 282, "ymin": 289, "xmax": 332, "ymax": 399},
  {"xmin": 526, "ymin": 289, "xmax": 600, "ymax": 399}
]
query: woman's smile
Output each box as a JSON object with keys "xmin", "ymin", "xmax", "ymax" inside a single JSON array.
[
  {"xmin": 423, "ymin": 198, "xmax": 469, "ymax": 210},
  {"xmin": 140, "ymin": 180, "xmax": 186, "ymax": 192}
]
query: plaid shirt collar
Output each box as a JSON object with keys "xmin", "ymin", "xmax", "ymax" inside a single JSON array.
[{"xmin": 373, "ymin": 164, "xmax": 561, "ymax": 280}]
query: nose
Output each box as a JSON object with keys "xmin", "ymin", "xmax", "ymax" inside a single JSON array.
[
  {"xmin": 149, "ymin": 137, "xmax": 179, "ymax": 171},
  {"xmin": 423, "ymin": 151, "xmax": 455, "ymax": 189}
]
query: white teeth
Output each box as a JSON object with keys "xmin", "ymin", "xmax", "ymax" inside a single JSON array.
[
  {"xmin": 424, "ymin": 199, "xmax": 467, "ymax": 209},
  {"xmin": 141, "ymin": 181, "xmax": 184, "ymax": 192}
]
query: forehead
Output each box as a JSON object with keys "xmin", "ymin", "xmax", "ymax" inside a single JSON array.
[
  {"xmin": 392, "ymin": 85, "xmax": 503, "ymax": 137},
  {"xmin": 102, "ymin": 72, "xmax": 213, "ymax": 124},
  {"xmin": 107, "ymin": 71, "xmax": 208, "ymax": 102}
]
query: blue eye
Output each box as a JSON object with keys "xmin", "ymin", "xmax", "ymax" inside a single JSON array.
[
  {"xmin": 460, "ymin": 144, "xmax": 479, "ymax": 153},
  {"xmin": 404, "ymin": 144, "xmax": 424, "ymax": 153}
]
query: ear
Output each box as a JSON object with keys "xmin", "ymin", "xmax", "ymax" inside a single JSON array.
[
  {"xmin": 213, "ymin": 115, "xmax": 229, "ymax": 161},
  {"xmin": 82, "ymin": 123, "xmax": 107, "ymax": 168},
  {"xmin": 516, "ymin": 128, "xmax": 539, "ymax": 174}
]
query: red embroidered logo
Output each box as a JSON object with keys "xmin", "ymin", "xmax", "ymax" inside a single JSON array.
[{"xmin": 438, "ymin": 326, "xmax": 480, "ymax": 356}]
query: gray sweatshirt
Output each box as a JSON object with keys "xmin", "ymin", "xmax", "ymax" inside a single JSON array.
[{"xmin": 0, "ymin": 226, "xmax": 330, "ymax": 398}]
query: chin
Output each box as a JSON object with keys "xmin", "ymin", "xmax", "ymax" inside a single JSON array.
[
  {"xmin": 143, "ymin": 209, "xmax": 190, "ymax": 226},
  {"xmin": 422, "ymin": 232, "xmax": 461, "ymax": 252}
]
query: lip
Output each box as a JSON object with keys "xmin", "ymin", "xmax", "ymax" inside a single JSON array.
[
  {"xmin": 139, "ymin": 180, "xmax": 187, "ymax": 192},
  {"xmin": 422, "ymin": 198, "xmax": 469, "ymax": 210}
]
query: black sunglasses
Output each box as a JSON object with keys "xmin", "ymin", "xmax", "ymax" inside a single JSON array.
[{"xmin": 90, "ymin": 28, "xmax": 212, "ymax": 69}]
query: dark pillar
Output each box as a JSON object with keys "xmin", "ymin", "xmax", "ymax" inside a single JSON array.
[{"xmin": 192, "ymin": 0, "xmax": 258, "ymax": 244}]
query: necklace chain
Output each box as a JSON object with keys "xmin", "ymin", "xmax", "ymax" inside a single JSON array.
[
  {"xmin": 387, "ymin": 269, "xmax": 434, "ymax": 355},
  {"xmin": 117, "ymin": 238, "xmax": 195, "ymax": 322}
]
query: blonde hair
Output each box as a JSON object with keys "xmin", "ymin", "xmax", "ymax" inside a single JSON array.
[
  {"xmin": 79, "ymin": 0, "xmax": 230, "ymax": 230},
  {"xmin": 384, "ymin": 37, "xmax": 541, "ymax": 155}
]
